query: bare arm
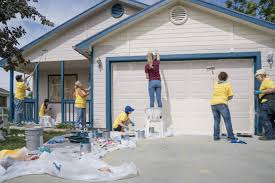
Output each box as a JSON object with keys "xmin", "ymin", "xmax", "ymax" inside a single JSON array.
[
  {"xmin": 156, "ymin": 51, "xmax": 160, "ymax": 61},
  {"xmin": 262, "ymin": 88, "xmax": 275, "ymax": 95},
  {"xmin": 78, "ymin": 89, "xmax": 89, "ymax": 97},
  {"xmin": 146, "ymin": 73, "xmax": 149, "ymax": 79},
  {"xmin": 118, "ymin": 121, "xmax": 127, "ymax": 128}
]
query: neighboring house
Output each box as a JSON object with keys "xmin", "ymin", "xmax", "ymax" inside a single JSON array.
[
  {"xmin": 0, "ymin": 0, "xmax": 274, "ymax": 135},
  {"xmin": 0, "ymin": 88, "xmax": 9, "ymax": 108}
]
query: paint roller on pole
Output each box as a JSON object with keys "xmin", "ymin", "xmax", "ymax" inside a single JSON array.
[{"xmin": 25, "ymin": 49, "xmax": 48, "ymax": 85}]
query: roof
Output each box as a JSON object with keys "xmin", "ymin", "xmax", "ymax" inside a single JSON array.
[
  {"xmin": 0, "ymin": 0, "xmax": 148, "ymax": 67},
  {"xmin": 75, "ymin": 0, "xmax": 275, "ymax": 55},
  {"xmin": 0, "ymin": 88, "xmax": 9, "ymax": 96}
]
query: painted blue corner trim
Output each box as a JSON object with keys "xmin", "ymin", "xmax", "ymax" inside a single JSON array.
[
  {"xmin": 61, "ymin": 61, "xmax": 65, "ymax": 123},
  {"xmin": 35, "ymin": 64, "xmax": 39, "ymax": 123},
  {"xmin": 9, "ymin": 70, "xmax": 14, "ymax": 122},
  {"xmin": 75, "ymin": 0, "xmax": 274, "ymax": 52},
  {"xmin": 89, "ymin": 48, "xmax": 94, "ymax": 128},
  {"xmin": 105, "ymin": 52, "xmax": 262, "ymax": 134}
]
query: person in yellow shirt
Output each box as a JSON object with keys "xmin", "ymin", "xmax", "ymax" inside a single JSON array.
[
  {"xmin": 255, "ymin": 69, "xmax": 275, "ymax": 140},
  {"xmin": 210, "ymin": 72, "xmax": 236, "ymax": 141},
  {"xmin": 14, "ymin": 75, "xmax": 31, "ymax": 126},
  {"xmin": 113, "ymin": 106, "xmax": 135, "ymax": 132},
  {"xmin": 39, "ymin": 99, "xmax": 50, "ymax": 117},
  {"xmin": 74, "ymin": 81, "xmax": 89, "ymax": 129}
]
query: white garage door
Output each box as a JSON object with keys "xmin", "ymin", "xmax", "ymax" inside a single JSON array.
[{"xmin": 112, "ymin": 59, "xmax": 254, "ymax": 135}]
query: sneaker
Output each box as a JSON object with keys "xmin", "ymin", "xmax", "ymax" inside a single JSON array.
[
  {"xmin": 259, "ymin": 136, "xmax": 273, "ymax": 141},
  {"xmin": 227, "ymin": 137, "xmax": 238, "ymax": 141},
  {"xmin": 214, "ymin": 137, "xmax": 220, "ymax": 141}
]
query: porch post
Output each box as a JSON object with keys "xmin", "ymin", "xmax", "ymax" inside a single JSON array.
[
  {"xmin": 35, "ymin": 64, "xmax": 39, "ymax": 123},
  {"xmin": 89, "ymin": 49, "xmax": 94, "ymax": 128},
  {"xmin": 9, "ymin": 69, "xmax": 14, "ymax": 122},
  {"xmin": 61, "ymin": 61, "xmax": 65, "ymax": 123}
]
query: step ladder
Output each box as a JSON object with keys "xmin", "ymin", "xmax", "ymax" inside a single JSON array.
[{"xmin": 144, "ymin": 108, "xmax": 164, "ymax": 138}]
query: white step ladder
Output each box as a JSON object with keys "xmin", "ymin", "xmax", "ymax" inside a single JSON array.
[{"xmin": 144, "ymin": 108, "xmax": 164, "ymax": 138}]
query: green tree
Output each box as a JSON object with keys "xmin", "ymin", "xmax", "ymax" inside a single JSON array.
[
  {"xmin": 0, "ymin": 0, "xmax": 54, "ymax": 71},
  {"xmin": 226, "ymin": 0, "xmax": 275, "ymax": 23}
]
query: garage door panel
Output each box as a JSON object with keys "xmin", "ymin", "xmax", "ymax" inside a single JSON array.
[{"xmin": 112, "ymin": 59, "xmax": 254, "ymax": 135}]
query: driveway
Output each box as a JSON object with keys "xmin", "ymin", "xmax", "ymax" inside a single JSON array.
[{"xmin": 6, "ymin": 135, "xmax": 275, "ymax": 183}]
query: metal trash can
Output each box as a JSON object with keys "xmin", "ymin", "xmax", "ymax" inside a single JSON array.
[{"xmin": 25, "ymin": 128, "xmax": 43, "ymax": 151}]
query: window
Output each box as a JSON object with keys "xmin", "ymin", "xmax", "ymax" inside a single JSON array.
[
  {"xmin": 48, "ymin": 75, "xmax": 77, "ymax": 102},
  {"xmin": 111, "ymin": 4, "xmax": 124, "ymax": 18},
  {"xmin": 0, "ymin": 96, "xmax": 7, "ymax": 107}
]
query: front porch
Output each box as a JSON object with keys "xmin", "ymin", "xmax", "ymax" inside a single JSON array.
[{"xmin": 9, "ymin": 59, "xmax": 94, "ymax": 127}]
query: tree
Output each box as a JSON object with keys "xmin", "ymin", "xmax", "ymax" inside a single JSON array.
[
  {"xmin": 0, "ymin": 0, "xmax": 54, "ymax": 71},
  {"xmin": 226, "ymin": 0, "xmax": 275, "ymax": 23}
]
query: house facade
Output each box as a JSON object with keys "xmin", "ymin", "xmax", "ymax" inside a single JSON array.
[{"xmin": 1, "ymin": 0, "xmax": 275, "ymax": 135}]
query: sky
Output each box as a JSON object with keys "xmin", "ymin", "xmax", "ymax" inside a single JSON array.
[{"xmin": 0, "ymin": 0, "xmax": 226, "ymax": 90}]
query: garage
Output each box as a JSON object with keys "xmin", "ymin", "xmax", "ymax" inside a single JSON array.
[{"xmin": 112, "ymin": 59, "xmax": 254, "ymax": 135}]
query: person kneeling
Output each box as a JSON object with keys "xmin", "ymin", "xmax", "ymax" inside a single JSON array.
[{"xmin": 113, "ymin": 106, "xmax": 135, "ymax": 132}]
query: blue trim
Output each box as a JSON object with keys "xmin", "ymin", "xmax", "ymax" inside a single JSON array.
[
  {"xmin": 0, "ymin": 0, "xmax": 148, "ymax": 66},
  {"xmin": 35, "ymin": 64, "xmax": 39, "ymax": 123},
  {"xmin": 61, "ymin": 61, "xmax": 65, "ymax": 123},
  {"xmin": 75, "ymin": 0, "xmax": 275, "ymax": 52},
  {"xmin": 9, "ymin": 70, "xmax": 14, "ymax": 122},
  {"xmin": 89, "ymin": 48, "xmax": 94, "ymax": 128},
  {"xmin": 106, "ymin": 52, "xmax": 262, "ymax": 134}
]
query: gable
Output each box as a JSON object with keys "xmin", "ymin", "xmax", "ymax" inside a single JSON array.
[{"xmin": 75, "ymin": 0, "xmax": 275, "ymax": 56}]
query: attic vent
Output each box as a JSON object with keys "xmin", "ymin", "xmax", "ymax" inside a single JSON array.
[
  {"xmin": 111, "ymin": 4, "xmax": 124, "ymax": 18},
  {"xmin": 170, "ymin": 6, "xmax": 188, "ymax": 25}
]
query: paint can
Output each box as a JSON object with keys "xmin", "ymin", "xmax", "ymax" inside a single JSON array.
[
  {"xmin": 122, "ymin": 134, "xmax": 130, "ymax": 141},
  {"xmin": 136, "ymin": 130, "xmax": 145, "ymax": 139},
  {"xmin": 102, "ymin": 131, "xmax": 110, "ymax": 140},
  {"xmin": 149, "ymin": 127, "xmax": 154, "ymax": 133},
  {"xmin": 25, "ymin": 128, "xmax": 43, "ymax": 151}
]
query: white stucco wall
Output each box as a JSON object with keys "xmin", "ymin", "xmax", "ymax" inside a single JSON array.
[{"xmin": 92, "ymin": 2, "xmax": 275, "ymax": 128}]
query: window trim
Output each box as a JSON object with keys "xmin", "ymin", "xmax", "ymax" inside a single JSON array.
[{"xmin": 47, "ymin": 74, "xmax": 78, "ymax": 103}]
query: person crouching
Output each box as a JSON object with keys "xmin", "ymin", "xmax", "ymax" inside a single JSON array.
[{"xmin": 113, "ymin": 106, "xmax": 135, "ymax": 132}]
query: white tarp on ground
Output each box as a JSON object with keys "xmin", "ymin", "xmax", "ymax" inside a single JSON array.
[{"xmin": 0, "ymin": 140, "xmax": 137, "ymax": 182}]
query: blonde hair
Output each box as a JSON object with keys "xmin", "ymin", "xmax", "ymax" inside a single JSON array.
[
  {"xmin": 75, "ymin": 81, "xmax": 82, "ymax": 89},
  {"xmin": 147, "ymin": 52, "xmax": 154, "ymax": 68}
]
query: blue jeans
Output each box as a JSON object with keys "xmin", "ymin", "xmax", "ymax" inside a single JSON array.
[
  {"xmin": 14, "ymin": 98, "xmax": 24, "ymax": 126},
  {"xmin": 75, "ymin": 108, "xmax": 86, "ymax": 128},
  {"xmin": 211, "ymin": 104, "xmax": 235, "ymax": 139},
  {"xmin": 260, "ymin": 103, "xmax": 275, "ymax": 139},
  {"xmin": 149, "ymin": 80, "xmax": 162, "ymax": 108}
]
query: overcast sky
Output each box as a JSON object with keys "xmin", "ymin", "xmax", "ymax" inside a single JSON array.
[{"xmin": 0, "ymin": 0, "xmax": 226, "ymax": 90}]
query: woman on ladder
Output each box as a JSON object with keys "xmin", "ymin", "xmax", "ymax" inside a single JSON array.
[{"xmin": 145, "ymin": 51, "xmax": 162, "ymax": 117}]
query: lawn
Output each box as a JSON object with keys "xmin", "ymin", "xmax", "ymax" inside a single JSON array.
[{"xmin": 0, "ymin": 129, "xmax": 67, "ymax": 150}]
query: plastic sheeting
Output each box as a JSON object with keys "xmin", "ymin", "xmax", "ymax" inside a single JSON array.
[{"xmin": 0, "ymin": 140, "xmax": 137, "ymax": 182}]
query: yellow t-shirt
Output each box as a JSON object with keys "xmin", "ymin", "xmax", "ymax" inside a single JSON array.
[
  {"xmin": 259, "ymin": 77, "xmax": 275, "ymax": 103},
  {"xmin": 75, "ymin": 88, "xmax": 87, "ymax": 108},
  {"xmin": 211, "ymin": 82, "xmax": 234, "ymax": 105},
  {"xmin": 39, "ymin": 103, "xmax": 46, "ymax": 117},
  {"xmin": 113, "ymin": 112, "xmax": 129, "ymax": 129},
  {"xmin": 15, "ymin": 82, "xmax": 28, "ymax": 100}
]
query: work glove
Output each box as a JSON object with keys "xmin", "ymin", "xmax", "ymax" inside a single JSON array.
[{"xmin": 255, "ymin": 90, "xmax": 262, "ymax": 95}]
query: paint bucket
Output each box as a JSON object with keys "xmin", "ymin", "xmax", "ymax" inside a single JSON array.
[
  {"xmin": 80, "ymin": 141, "xmax": 91, "ymax": 153},
  {"xmin": 149, "ymin": 127, "xmax": 155, "ymax": 133},
  {"xmin": 136, "ymin": 130, "xmax": 145, "ymax": 139},
  {"xmin": 102, "ymin": 131, "xmax": 110, "ymax": 140},
  {"xmin": 122, "ymin": 134, "xmax": 130, "ymax": 141},
  {"xmin": 25, "ymin": 128, "xmax": 43, "ymax": 151}
]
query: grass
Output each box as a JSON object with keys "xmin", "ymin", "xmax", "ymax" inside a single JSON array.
[{"xmin": 0, "ymin": 129, "xmax": 68, "ymax": 151}]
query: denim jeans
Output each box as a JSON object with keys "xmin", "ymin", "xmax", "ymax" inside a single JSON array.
[
  {"xmin": 14, "ymin": 98, "xmax": 24, "ymax": 126},
  {"xmin": 75, "ymin": 107, "xmax": 86, "ymax": 128},
  {"xmin": 260, "ymin": 103, "xmax": 275, "ymax": 139},
  {"xmin": 211, "ymin": 104, "xmax": 235, "ymax": 139},
  {"xmin": 148, "ymin": 80, "xmax": 162, "ymax": 108}
]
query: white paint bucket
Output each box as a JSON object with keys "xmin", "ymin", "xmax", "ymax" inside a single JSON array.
[{"xmin": 25, "ymin": 128, "xmax": 43, "ymax": 151}]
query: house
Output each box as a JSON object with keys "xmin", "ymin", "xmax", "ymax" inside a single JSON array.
[
  {"xmin": 1, "ymin": 0, "xmax": 274, "ymax": 135},
  {"xmin": 0, "ymin": 88, "xmax": 9, "ymax": 108}
]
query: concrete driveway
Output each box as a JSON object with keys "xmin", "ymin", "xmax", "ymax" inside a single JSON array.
[{"xmin": 6, "ymin": 135, "xmax": 275, "ymax": 183}]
